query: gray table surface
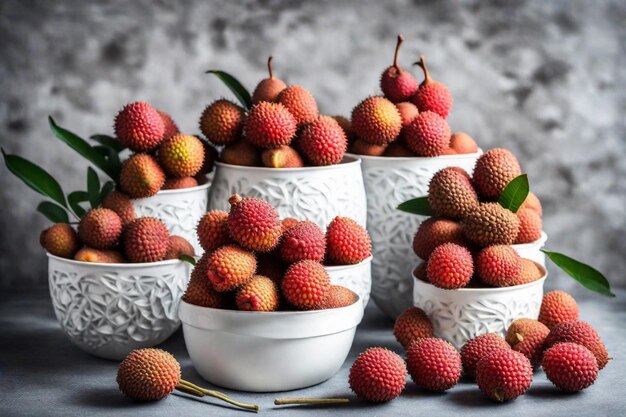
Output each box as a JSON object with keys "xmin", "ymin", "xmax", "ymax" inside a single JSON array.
[{"xmin": 1, "ymin": 288, "xmax": 624, "ymax": 417}]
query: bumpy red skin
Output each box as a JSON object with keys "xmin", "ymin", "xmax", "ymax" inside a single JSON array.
[
  {"xmin": 542, "ymin": 342, "xmax": 599, "ymax": 392},
  {"xmin": 426, "ymin": 243, "xmax": 473, "ymax": 289},
  {"xmin": 475, "ymin": 349, "xmax": 532, "ymax": 402},
  {"xmin": 463, "ymin": 203, "xmax": 520, "ymax": 247},
  {"xmin": 461, "ymin": 333, "xmax": 511, "ymax": 379},
  {"xmin": 276, "ymin": 85, "xmax": 319, "ymax": 127},
  {"xmin": 199, "ymin": 99, "xmax": 245, "ymax": 146},
  {"xmin": 206, "ymin": 245, "xmax": 257, "ymax": 292},
  {"xmin": 412, "ymin": 218, "xmax": 466, "ymax": 260},
  {"xmin": 102, "ymin": 191, "xmax": 135, "ymax": 227},
  {"xmin": 78, "ymin": 208, "xmax": 123, "ymax": 250},
  {"xmin": 539, "ymin": 290, "xmax": 579, "ymax": 329},
  {"xmin": 298, "ymin": 116, "xmax": 347, "ymax": 166},
  {"xmin": 515, "ymin": 208, "xmax": 542, "ymax": 244},
  {"xmin": 183, "ymin": 253, "xmax": 229, "ymax": 308},
  {"xmin": 244, "ymin": 102, "xmax": 297, "ymax": 149},
  {"xmin": 162, "ymin": 177, "xmax": 198, "ymax": 190},
  {"xmin": 544, "ymin": 320, "xmax": 609, "ymax": 370},
  {"xmin": 404, "ymin": 111, "xmax": 451, "ymax": 156},
  {"xmin": 164, "ymin": 235, "xmax": 195, "ymax": 260},
  {"xmin": 449, "ymin": 132, "xmax": 478, "ymax": 154},
  {"xmin": 475, "ymin": 245, "xmax": 523, "ymax": 287},
  {"xmin": 235, "ymin": 275, "xmax": 279, "ymax": 312},
  {"xmin": 116, "ymin": 348, "xmax": 180, "ymax": 401},
  {"xmin": 197, "ymin": 210, "xmax": 230, "ymax": 252},
  {"xmin": 318, "ymin": 285, "xmax": 359, "ymax": 309},
  {"xmin": 393, "ymin": 307, "xmax": 434, "ymax": 349},
  {"xmin": 115, "ymin": 102, "xmax": 165, "ymax": 152},
  {"xmin": 472, "ymin": 148, "xmax": 522, "ymax": 199},
  {"xmin": 428, "ymin": 167, "xmax": 479, "ymax": 219},
  {"xmin": 123, "ymin": 217, "xmax": 170, "ymax": 263},
  {"xmin": 412, "ymin": 80, "xmax": 453, "ymax": 119},
  {"xmin": 406, "ymin": 338, "xmax": 462, "ymax": 391},
  {"xmin": 279, "ymin": 221, "xmax": 326, "ymax": 263},
  {"xmin": 349, "ymin": 347, "xmax": 407, "ymax": 402},
  {"xmin": 40, "ymin": 223, "xmax": 81, "ymax": 258},
  {"xmin": 381, "ymin": 67, "xmax": 419, "ymax": 103},
  {"xmin": 281, "ymin": 260, "xmax": 330, "ymax": 310},
  {"xmin": 228, "ymin": 196, "xmax": 282, "ymax": 252},
  {"xmin": 119, "ymin": 154, "xmax": 166, "ymax": 198},
  {"xmin": 325, "ymin": 217, "xmax": 371, "ymax": 265},
  {"xmin": 505, "ymin": 318, "xmax": 549, "ymax": 368},
  {"xmin": 350, "ymin": 96, "xmax": 402, "ymax": 146},
  {"xmin": 158, "ymin": 110, "xmax": 179, "ymax": 139},
  {"xmin": 252, "ymin": 77, "xmax": 287, "ymax": 104}
]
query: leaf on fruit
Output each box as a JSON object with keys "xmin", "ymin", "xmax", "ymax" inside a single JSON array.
[
  {"xmin": 205, "ymin": 70, "xmax": 252, "ymax": 110},
  {"xmin": 397, "ymin": 196, "xmax": 435, "ymax": 216},
  {"xmin": 99, "ymin": 181, "xmax": 116, "ymax": 202},
  {"xmin": 498, "ymin": 174, "xmax": 529, "ymax": 213},
  {"xmin": 542, "ymin": 250, "xmax": 615, "ymax": 297},
  {"xmin": 178, "ymin": 255, "xmax": 197, "ymax": 266},
  {"xmin": 68, "ymin": 191, "xmax": 89, "ymax": 218},
  {"xmin": 90, "ymin": 134, "xmax": 125, "ymax": 153},
  {"xmin": 37, "ymin": 201, "xmax": 69, "ymax": 223},
  {"xmin": 87, "ymin": 167, "xmax": 101, "ymax": 208},
  {"xmin": 2, "ymin": 149, "xmax": 67, "ymax": 208}
]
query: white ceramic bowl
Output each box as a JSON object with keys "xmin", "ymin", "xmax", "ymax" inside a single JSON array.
[
  {"xmin": 325, "ymin": 256, "xmax": 372, "ymax": 308},
  {"xmin": 208, "ymin": 156, "xmax": 367, "ymax": 230},
  {"xmin": 413, "ymin": 264, "xmax": 547, "ymax": 351},
  {"xmin": 353, "ymin": 151, "xmax": 482, "ymax": 319},
  {"xmin": 47, "ymin": 254, "xmax": 191, "ymax": 360},
  {"xmin": 133, "ymin": 180, "xmax": 211, "ymax": 254},
  {"xmin": 513, "ymin": 231, "xmax": 548, "ymax": 267},
  {"xmin": 179, "ymin": 298, "xmax": 364, "ymax": 392}
]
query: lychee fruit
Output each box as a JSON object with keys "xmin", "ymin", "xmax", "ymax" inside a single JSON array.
[
  {"xmin": 123, "ymin": 217, "xmax": 170, "ymax": 263},
  {"xmin": 413, "ymin": 262, "xmax": 428, "ymax": 282},
  {"xmin": 183, "ymin": 254, "xmax": 229, "ymax": 308},
  {"xmin": 349, "ymin": 347, "xmax": 406, "ymax": 402},
  {"xmin": 544, "ymin": 320, "xmax": 609, "ymax": 370},
  {"xmin": 449, "ymin": 131, "xmax": 478, "ymax": 154},
  {"xmin": 380, "ymin": 35, "xmax": 419, "ymax": 103},
  {"xmin": 412, "ymin": 55, "xmax": 453, "ymax": 118},
  {"xmin": 244, "ymin": 102, "xmax": 297, "ymax": 149},
  {"xmin": 164, "ymin": 235, "xmax": 195, "ymax": 260},
  {"xmin": 426, "ymin": 243, "xmax": 473, "ymax": 289},
  {"xmin": 117, "ymin": 348, "xmax": 180, "ymax": 401},
  {"xmin": 297, "ymin": 115, "xmax": 347, "ymax": 166},
  {"xmin": 325, "ymin": 216, "xmax": 371, "ymax": 265},
  {"xmin": 40, "ymin": 223, "xmax": 81, "ymax": 258},
  {"xmin": 206, "ymin": 244, "xmax": 257, "ymax": 292},
  {"xmin": 404, "ymin": 111, "xmax": 451, "ymax": 157},
  {"xmin": 78, "ymin": 208, "xmax": 123, "ymax": 250},
  {"xmin": 520, "ymin": 191, "xmax": 542, "ymax": 217},
  {"xmin": 350, "ymin": 140, "xmax": 387, "ymax": 156},
  {"xmin": 393, "ymin": 306, "xmax": 434, "ymax": 349},
  {"xmin": 162, "ymin": 177, "xmax": 198, "ymax": 190},
  {"xmin": 227, "ymin": 194, "xmax": 282, "ymax": 252},
  {"xmin": 395, "ymin": 101, "xmax": 419, "ymax": 126},
  {"xmin": 463, "ymin": 203, "xmax": 520, "ymax": 247},
  {"xmin": 251, "ymin": 56, "xmax": 287, "ymax": 104},
  {"xmin": 261, "ymin": 146, "xmax": 304, "ymax": 168},
  {"xmin": 197, "ymin": 210, "xmax": 230, "ymax": 252},
  {"xmin": 475, "ymin": 349, "xmax": 532, "ymax": 402},
  {"xmin": 539, "ymin": 290, "xmax": 579, "ymax": 329},
  {"xmin": 508, "ymin": 259, "xmax": 544, "ymax": 286},
  {"xmin": 472, "ymin": 148, "xmax": 522, "ymax": 199},
  {"xmin": 412, "ymin": 218, "xmax": 467, "ymax": 260},
  {"xmin": 332, "ymin": 115, "xmax": 357, "ymax": 145},
  {"xmin": 158, "ymin": 133, "xmax": 204, "ymax": 178},
  {"xmin": 158, "ymin": 110, "xmax": 179, "ymax": 139},
  {"xmin": 74, "ymin": 247, "xmax": 125, "ymax": 263},
  {"xmin": 542, "ymin": 342, "xmax": 599, "ymax": 392},
  {"xmin": 220, "ymin": 140, "xmax": 261, "ymax": 167},
  {"xmin": 428, "ymin": 167, "xmax": 479, "ymax": 219},
  {"xmin": 506, "ymin": 318, "xmax": 549, "ymax": 368},
  {"xmin": 475, "ymin": 245, "xmax": 523, "ymax": 287},
  {"xmin": 102, "ymin": 191, "xmax": 135, "ymax": 226},
  {"xmin": 515, "ymin": 208, "xmax": 542, "ymax": 244},
  {"xmin": 199, "ymin": 99, "xmax": 245, "ymax": 146},
  {"xmin": 281, "ymin": 260, "xmax": 330, "ymax": 310},
  {"xmin": 461, "ymin": 333, "xmax": 511, "ymax": 379},
  {"xmin": 383, "ymin": 141, "xmax": 415, "ymax": 157},
  {"xmin": 119, "ymin": 154, "xmax": 166, "ymax": 198},
  {"xmin": 406, "ymin": 338, "xmax": 462, "ymax": 391},
  {"xmin": 279, "ymin": 220, "xmax": 326, "ymax": 263},
  {"xmin": 276, "ymin": 85, "xmax": 319, "ymax": 127},
  {"xmin": 196, "ymin": 138, "xmax": 218, "ymax": 177},
  {"xmin": 281, "ymin": 217, "xmax": 300, "ymax": 233},
  {"xmin": 235, "ymin": 275, "xmax": 279, "ymax": 311},
  {"xmin": 351, "ymin": 96, "xmax": 402, "ymax": 146},
  {"xmin": 114, "ymin": 102, "xmax": 165, "ymax": 152},
  {"xmin": 318, "ymin": 285, "xmax": 359, "ymax": 309}
]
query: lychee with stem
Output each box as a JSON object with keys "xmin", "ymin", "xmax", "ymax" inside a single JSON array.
[
  {"xmin": 40, "ymin": 223, "xmax": 81, "ymax": 258},
  {"xmin": 199, "ymin": 99, "xmax": 245, "ymax": 146},
  {"xmin": 349, "ymin": 347, "xmax": 406, "ymax": 402},
  {"xmin": 403, "ymin": 111, "xmax": 451, "ymax": 156},
  {"xmin": 426, "ymin": 243, "xmax": 473, "ymax": 289},
  {"xmin": 380, "ymin": 34, "xmax": 419, "ymax": 103},
  {"xmin": 227, "ymin": 194, "xmax": 282, "ymax": 252},
  {"xmin": 251, "ymin": 56, "xmax": 287, "ymax": 104},
  {"xmin": 475, "ymin": 349, "xmax": 532, "ymax": 402},
  {"xmin": 114, "ymin": 102, "xmax": 165, "ymax": 152},
  {"xmin": 244, "ymin": 102, "xmax": 297, "ymax": 149},
  {"xmin": 276, "ymin": 85, "xmax": 319, "ymax": 127},
  {"xmin": 351, "ymin": 96, "xmax": 402, "ymax": 146},
  {"xmin": 297, "ymin": 115, "xmax": 347, "ymax": 166},
  {"xmin": 406, "ymin": 338, "xmax": 462, "ymax": 391},
  {"xmin": 412, "ymin": 55, "xmax": 453, "ymax": 118},
  {"xmin": 505, "ymin": 318, "xmax": 549, "ymax": 367},
  {"xmin": 393, "ymin": 306, "xmax": 434, "ymax": 349}
]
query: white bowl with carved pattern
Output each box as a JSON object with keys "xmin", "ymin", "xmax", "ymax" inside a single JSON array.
[
  {"xmin": 132, "ymin": 179, "xmax": 211, "ymax": 255},
  {"xmin": 47, "ymin": 254, "xmax": 192, "ymax": 360},
  {"xmin": 325, "ymin": 256, "xmax": 372, "ymax": 308},
  {"xmin": 352, "ymin": 151, "xmax": 482, "ymax": 319},
  {"xmin": 208, "ymin": 156, "xmax": 366, "ymax": 230},
  {"xmin": 412, "ymin": 263, "xmax": 547, "ymax": 351}
]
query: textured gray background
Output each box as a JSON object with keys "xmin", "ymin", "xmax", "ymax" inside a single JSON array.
[{"xmin": 0, "ymin": 0, "xmax": 624, "ymax": 293}]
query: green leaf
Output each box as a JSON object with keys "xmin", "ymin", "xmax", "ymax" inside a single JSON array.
[
  {"xmin": 205, "ymin": 70, "xmax": 252, "ymax": 109},
  {"xmin": 99, "ymin": 181, "xmax": 116, "ymax": 202},
  {"xmin": 397, "ymin": 196, "xmax": 435, "ymax": 216},
  {"xmin": 37, "ymin": 201, "xmax": 69, "ymax": 223},
  {"xmin": 498, "ymin": 174, "xmax": 529, "ymax": 213},
  {"xmin": 87, "ymin": 167, "xmax": 101, "ymax": 208},
  {"xmin": 542, "ymin": 250, "xmax": 615, "ymax": 297},
  {"xmin": 93, "ymin": 145, "xmax": 121, "ymax": 181},
  {"xmin": 90, "ymin": 134, "xmax": 125, "ymax": 153},
  {"xmin": 2, "ymin": 149, "xmax": 67, "ymax": 208},
  {"xmin": 178, "ymin": 255, "xmax": 197, "ymax": 266},
  {"xmin": 67, "ymin": 191, "xmax": 89, "ymax": 218}
]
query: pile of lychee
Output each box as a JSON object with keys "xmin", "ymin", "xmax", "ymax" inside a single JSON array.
[
  {"xmin": 349, "ymin": 288, "xmax": 608, "ymax": 403},
  {"xmin": 199, "ymin": 57, "xmax": 348, "ymax": 168},
  {"xmin": 183, "ymin": 194, "xmax": 371, "ymax": 311},
  {"xmin": 113, "ymin": 101, "xmax": 216, "ymax": 198},
  {"xmin": 40, "ymin": 201, "xmax": 194, "ymax": 263},
  {"xmin": 413, "ymin": 147, "xmax": 544, "ymax": 289},
  {"xmin": 347, "ymin": 35, "xmax": 478, "ymax": 157}
]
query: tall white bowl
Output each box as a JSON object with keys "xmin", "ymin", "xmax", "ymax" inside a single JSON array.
[
  {"xmin": 133, "ymin": 180, "xmax": 211, "ymax": 254},
  {"xmin": 413, "ymin": 264, "xmax": 547, "ymax": 351},
  {"xmin": 208, "ymin": 156, "xmax": 366, "ymax": 230},
  {"xmin": 47, "ymin": 254, "xmax": 191, "ymax": 360},
  {"xmin": 353, "ymin": 151, "xmax": 482, "ymax": 319},
  {"xmin": 325, "ymin": 256, "xmax": 372, "ymax": 308},
  {"xmin": 179, "ymin": 298, "xmax": 364, "ymax": 392}
]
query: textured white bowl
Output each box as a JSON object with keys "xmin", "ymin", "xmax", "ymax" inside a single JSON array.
[
  {"xmin": 179, "ymin": 298, "xmax": 364, "ymax": 392},
  {"xmin": 413, "ymin": 264, "xmax": 547, "ymax": 351},
  {"xmin": 513, "ymin": 231, "xmax": 548, "ymax": 266},
  {"xmin": 132, "ymin": 179, "xmax": 211, "ymax": 254},
  {"xmin": 208, "ymin": 156, "xmax": 366, "ymax": 230},
  {"xmin": 325, "ymin": 256, "xmax": 372, "ymax": 308},
  {"xmin": 47, "ymin": 254, "xmax": 191, "ymax": 360},
  {"xmin": 353, "ymin": 151, "xmax": 482, "ymax": 319}
]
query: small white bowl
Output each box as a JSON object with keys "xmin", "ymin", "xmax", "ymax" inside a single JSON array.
[
  {"xmin": 325, "ymin": 256, "xmax": 372, "ymax": 308},
  {"xmin": 179, "ymin": 297, "xmax": 364, "ymax": 392},
  {"xmin": 47, "ymin": 254, "xmax": 191, "ymax": 360},
  {"xmin": 352, "ymin": 151, "xmax": 483, "ymax": 319},
  {"xmin": 208, "ymin": 156, "xmax": 367, "ymax": 230},
  {"xmin": 132, "ymin": 179, "xmax": 211, "ymax": 254},
  {"xmin": 413, "ymin": 263, "xmax": 547, "ymax": 351}
]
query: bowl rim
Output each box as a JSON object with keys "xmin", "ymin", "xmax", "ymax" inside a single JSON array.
[
  {"xmin": 46, "ymin": 252, "xmax": 185, "ymax": 268},
  {"xmin": 214, "ymin": 154, "xmax": 361, "ymax": 172},
  {"xmin": 512, "ymin": 231, "xmax": 548, "ymax": 249},
  {"xmin": 346, "ymin": 148, "xmax": 483, "ymax": 162},
  {"xmin": 324, "ymin": 255, "xmax": 373, "ymax": 271},
  {"xmin": 152, "ymin": 179, "xmax": 212, "ymax": 196}
]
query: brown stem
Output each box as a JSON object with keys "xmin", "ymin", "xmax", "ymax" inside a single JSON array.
[
  {"xmin": 414, "ymin": 54, "xmax": 432, "ymax": 85},
  {"xmin": 393, "ymin": 34, "xmax": 404, "ymax": 70},
  {"xmin": 180, "ymin": 379, "xmax": 259, "ymax": 413},
  {"xmin": 274, "ymin": 398, "xmax": 350, "ymax": 406},
  {"xmin": 175, "ymin": 382, "xmax": 204, "ymax": 397},
  {"xmin": 267, "ymin": 56, "xmax": 275, "ymax": 79}
]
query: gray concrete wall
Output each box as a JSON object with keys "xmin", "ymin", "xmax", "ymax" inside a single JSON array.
[{"xmin": 1, "ymin": 0, "xmax": 624, "ymax": 296}]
